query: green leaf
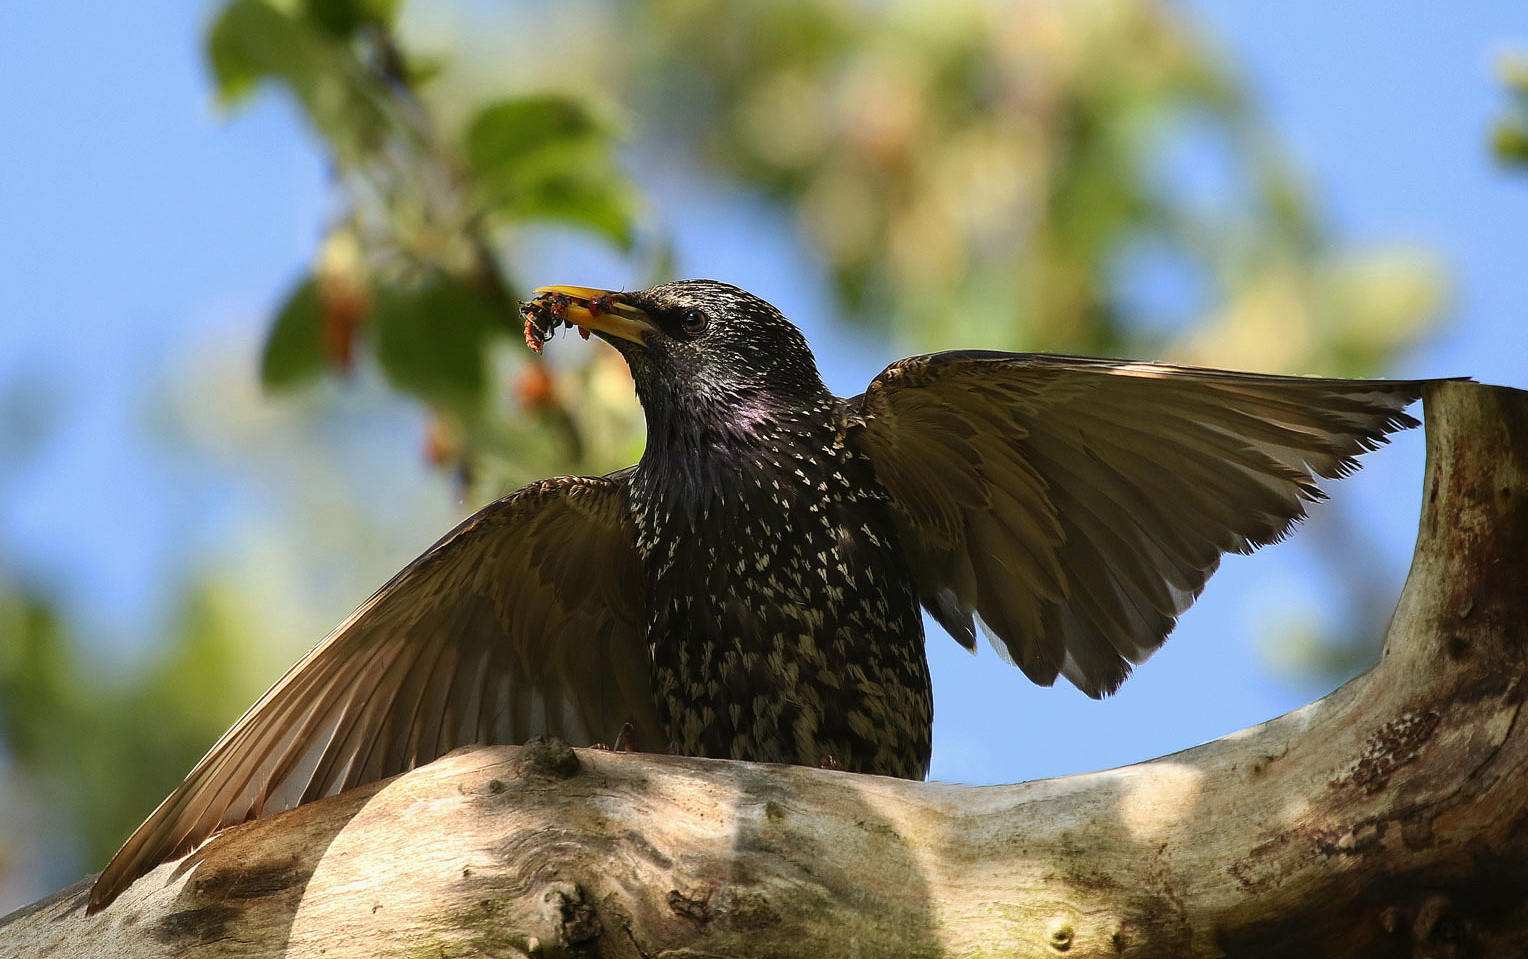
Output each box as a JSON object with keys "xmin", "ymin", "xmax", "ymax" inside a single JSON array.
[
  {"xmin": 1493, "ymin": 121, "xmax": 1528, "ymax": 167},
  {"xmin": 205, "ymin": 0, "xmax": 388, "ymax": 163},
  {"xmin": 403, "ymin": 52, "xmax": 447, "ymax": 89},
  {"xmin": 259, "ymin": 275, "xmax": 326, "ymax": 391},
  {"xmin": 505, "ymin": 153, "xmax": 639, "ymax": 247},
  {"xmin": 302, "ymin": 0, "xmax": 401, "ymax": 39},
  {"xmin": 466, "ymin": 96, "xmax": 605, "ymax": 170},
  {"xmin": 464, "ymin": 95, "xmax": 637, "ymax": 247},
  {"xmin": 207, "ymin": 0, "xmax": 312, "ymax": 107},
  {"xmin": 370, "ymin": 274, "xmax": 506, "ymax": 411}
]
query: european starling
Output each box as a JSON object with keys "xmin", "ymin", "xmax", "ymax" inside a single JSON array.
[{"xmin": 89, "ymin": 279, "xmax": 1441, "ymax": 912}]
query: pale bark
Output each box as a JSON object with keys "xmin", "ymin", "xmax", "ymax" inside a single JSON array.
[{"xmin": 4, "ymin": 380, "xmax": 1525, "ymax": 958}]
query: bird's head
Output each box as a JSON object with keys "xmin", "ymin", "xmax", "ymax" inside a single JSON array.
[{"xmin": 526, "ymin": 280, "xmax": 830, "ymax": 444}]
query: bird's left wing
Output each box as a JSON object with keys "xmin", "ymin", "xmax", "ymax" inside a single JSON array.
[
  {"xmin": 847, "ymin": 350, "xmax": 1440, "ymax": 698},
  {"xmin": 88, "ymin": 471, "xmax": 658, "ymax": 913}
]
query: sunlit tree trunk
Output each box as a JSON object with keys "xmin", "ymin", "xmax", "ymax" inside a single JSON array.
[{"xmin": 3, "ymin": 381, "xmax": 1524, "ymax": 959}]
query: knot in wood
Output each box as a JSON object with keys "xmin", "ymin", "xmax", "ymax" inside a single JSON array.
[
  {"xmin": 516, "ymin": 736, "xmax": 582, "ymax": 781},
  {"xmin": 544, "ymin": 882, "xmax": 600, "ymax": 948},
  {"xmin": 1046, "ymin": 916, "xmax": 1075, "ymax": 951}
]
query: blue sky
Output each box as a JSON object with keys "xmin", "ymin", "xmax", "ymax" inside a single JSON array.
[{"xmin": 1, "ymin": 0, "xmax": 1525, "ymax": 906}]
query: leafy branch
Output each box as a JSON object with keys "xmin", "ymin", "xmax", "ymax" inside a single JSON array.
[{"xmin": 212, "ymin": 0, "xmax": 642, "ymax": 492}]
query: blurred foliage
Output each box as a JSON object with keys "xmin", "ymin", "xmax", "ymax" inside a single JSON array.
[
  {"xmin": 0, "ymin": 576, "xmax": 256, "ymax": 871},
  {"xmin": 0, "ymin": 0, "xmax": 1454, "ymax": 902},
  {"xmin": 1493, "ymin": 50, "xmax": 1528, "ymax": 167},
  {"xmin": 214, "ymin": 0, "xmax": 1446, "ymax": 497},
  {"xmin": 0, "ymin": 340, "xmax": 479, "ymax": 897},
  {"xmin": 626, "ymin": 0, "xmax": 1446, "ymax": 368},
  {"xmin": 209, "ymin": 0, "xmax": 644, "ymax": 494}
]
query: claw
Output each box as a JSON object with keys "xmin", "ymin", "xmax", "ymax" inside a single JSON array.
[{"xmin": 613, "ymin": 722, "xmax": 638, "ymax": 753}]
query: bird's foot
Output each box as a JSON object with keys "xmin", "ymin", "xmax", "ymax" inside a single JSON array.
[
  {"xmin": 613, "ymin": 722, "xmax": 638, "ymax": 753},
  {"xmin": 593, "ymin": 722, "xmax": 641, "ymax": 753}
]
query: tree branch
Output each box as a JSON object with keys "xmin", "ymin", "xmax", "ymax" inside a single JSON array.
[{"xmin": 5, "ymin": 381, "xmax": 1525, "ymax": 958}]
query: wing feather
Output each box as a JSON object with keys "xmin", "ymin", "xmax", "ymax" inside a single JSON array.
[
  {"xmin": 850, "ymin": 350, "xmax": 1449, "ymax": 697},
  {"xmin": 89, "ymin": 472, "xmax": 656, "ymax": 913}
]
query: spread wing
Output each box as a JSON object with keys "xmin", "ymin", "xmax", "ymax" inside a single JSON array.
[
  {"xmin": 848, "ymin": 350, "xmax": 1438, "ymax": 698},
  {"xmin": 89, "ymin": 472, "xmax": 657, "ymax": 913}
]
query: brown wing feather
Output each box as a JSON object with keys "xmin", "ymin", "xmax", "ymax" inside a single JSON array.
[
  {"xmin": 849, "ymin": 350, "xmax": 1448, "ymax": 697},
  {"xmin": 88, "ymin": 472, "xmax": 657, "ymax": 913}
]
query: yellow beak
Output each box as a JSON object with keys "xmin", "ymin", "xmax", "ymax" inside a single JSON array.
[{"xmin": 530, "ymin": 286, "xmax": 659, "ymax": 346}]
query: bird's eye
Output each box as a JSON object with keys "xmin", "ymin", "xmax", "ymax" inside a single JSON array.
[{"xmin": 680, "ymin": 309, "xmax": 710, "ymax": 336}]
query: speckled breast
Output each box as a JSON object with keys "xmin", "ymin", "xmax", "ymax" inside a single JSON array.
[{"xmin": 632, "ymin": 428, "xmax": 932, "ymax": 780}]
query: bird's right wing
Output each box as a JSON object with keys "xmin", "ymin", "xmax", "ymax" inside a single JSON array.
[{"xmin": 89, "ymin": 472, "xmax": 659, "ymax": 913}]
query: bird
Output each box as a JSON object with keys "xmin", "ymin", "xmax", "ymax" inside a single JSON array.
[{"xmin": 88, "ymin": 278, "xmax": 1442, "ymax": 912}]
